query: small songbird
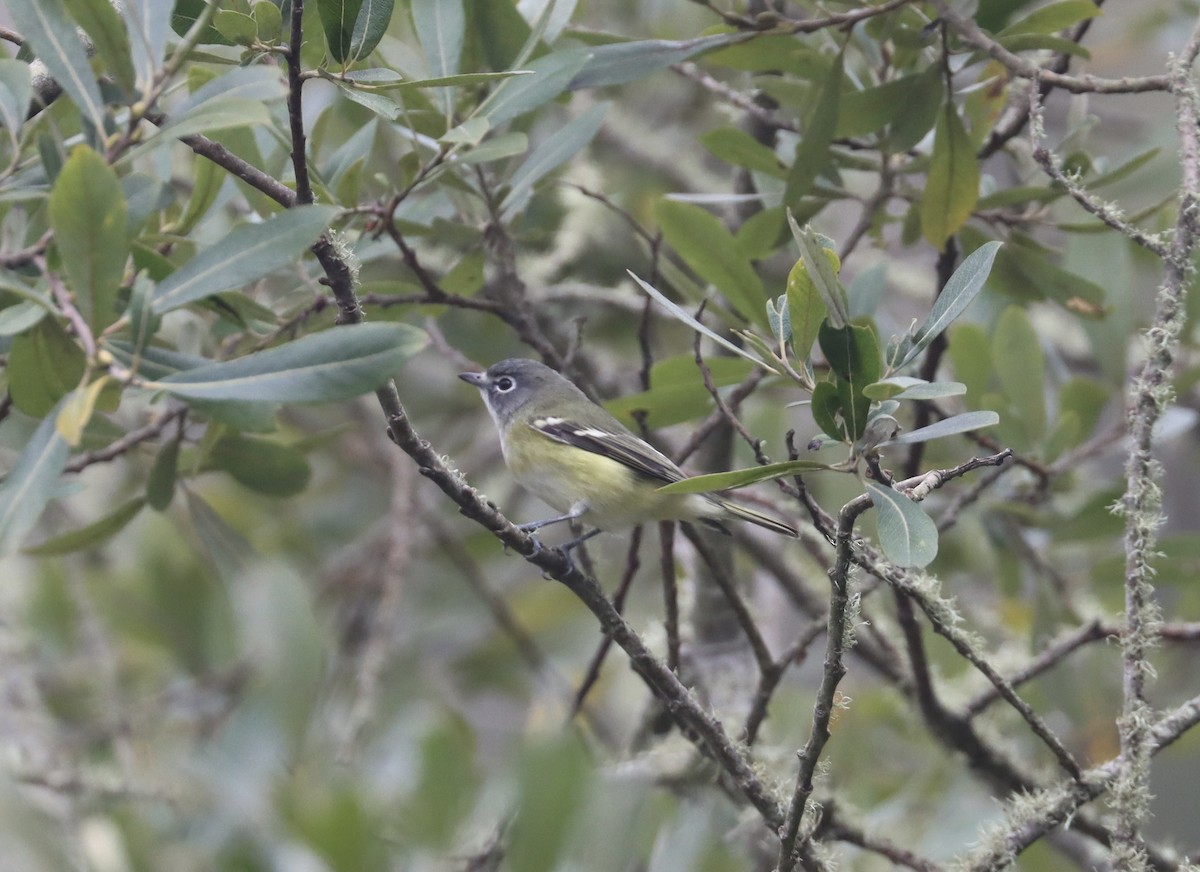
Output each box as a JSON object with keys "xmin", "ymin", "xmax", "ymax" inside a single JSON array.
[{"xmin": 460, "ymin": 358, "xmax": 798, "ymax": 548}]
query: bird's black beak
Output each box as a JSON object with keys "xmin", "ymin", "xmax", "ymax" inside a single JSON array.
[{"xmin": 458, "ymin": 371, "xmax": 487, "ymax": 388}]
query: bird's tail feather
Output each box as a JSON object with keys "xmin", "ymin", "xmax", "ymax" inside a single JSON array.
[{"xmin": 719, "ymin": 500, "xmax": 798, "ymax": 538}]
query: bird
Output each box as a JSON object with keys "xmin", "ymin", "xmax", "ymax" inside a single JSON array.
[{"xmin": 459, "ymin": 357, "xmax": 798, "ymax": 551}]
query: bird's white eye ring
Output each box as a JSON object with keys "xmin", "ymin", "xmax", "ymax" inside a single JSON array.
[{"xmin": 495, "ymin": 376, "xmax": 515, "ymax": 392}]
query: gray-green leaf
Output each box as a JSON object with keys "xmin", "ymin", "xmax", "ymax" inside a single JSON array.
[
  {"xmin": 152, "ymin": 205, "xmax": 338, "ymax": 313},
  {"xmin": 10, "ymin": 0, "xmax": 107, "ymax": 131},
  {"xmin": 0, "ymin": 407, "xmax": 71, "ymax": 555},
  {"xmin": 150, "ymin": 322, "xmax": 428, "ymax": 403},
  {"xmin": 867, "ymin": 482, "xmax": 938, "ymax": 567}
]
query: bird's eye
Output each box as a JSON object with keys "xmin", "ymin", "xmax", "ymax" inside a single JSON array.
[{"xmin": 495, "ymin": 376, "xmax": 516, "ymax": 392}]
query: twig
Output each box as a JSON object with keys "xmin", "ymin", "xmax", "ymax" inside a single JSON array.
[
  {"xmin": 962, "ymin": 619, "xmax": 1110, "ymax": 717},
  {"xmin": 682, "ymin": 525, "xmax": 775, "ymax": 675},
  {"xmin": 659, "ymin": 521, "xmax": 681, "ymax": 673},
  {"xmin": 933, "ymin": 1, "xmax": 1170, "ymax": 94},
  {"xmin": 285, "ymin": 0, "xmax": 313, "ymax": 206},
  {"xmin": 1110, "ymin": 20, "xmax": 1200, "ymax": 861},
  {"xmin": 571, "ymin": 525, "xmax": 644, "ymax": 718},
  {"xmin": 777, "ymin": 495, "xmax": 869, "ymax": 871}
]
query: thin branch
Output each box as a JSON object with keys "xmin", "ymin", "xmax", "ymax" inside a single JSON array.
[
  {"xmin": 933, "ymin": 1, "xmax": 1170, "ymax": 94},
  {"xmin": 285, "ymin": 0, "xmax": 313, "ymax": 206},
  {"xmin": 777, "ymin": 494, "xmax": 868, "ymax": 871},
  {"xmin": 571, "ymin": 525, "xmax": 644, "ymax": 718},
  {"xmin": 962, "ymin": 619, "xmax": 1110, "ymax": 718},
  {"xmin": 1110, "ymin": 20, "xmax": 1200, "ymax": 861}
]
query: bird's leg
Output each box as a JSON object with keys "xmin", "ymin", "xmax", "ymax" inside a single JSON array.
[{"xmin": 516, "ymin": 502, "xmax": 588, "ymax": 533}]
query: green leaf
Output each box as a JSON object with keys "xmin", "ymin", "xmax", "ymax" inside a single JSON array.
[
  {"xmin": 984, "ymin": 233, "xmax": 1106, "ymax": 317},
  {"xmin": 346, "ymin": 69, "xmax": 529, "ymax": 89},
  {"xmin": 251, "ymin": 0, "xmax": 283, "ymax": 42},
  {"xmin": 10, "ymin": 0, "xmax": 108, "ymax": 132},
  {"xmin": 466, "ymin": 0, "xmax": 529, "ymax": 70},
  {"xmin": 176, "ymin": 66, "xmax": 289, "ymax": 117},
  {"xmin": 63, "ymin": 0, "xmax": 137, "ymax": 94},
  {"xmin": 999, "ymin": 0, "xmax": 1099, "ymax": 36},
  {"xmin": 318, "ymin": 0, "xmax": 365, "ymax": 63},
  {"xmin": 785, "ymin": 254, "xmax": 829, "ymax": 362},
  {"xmin": 479, "ymin": 49, "xmax": 590, "ymax": 127},
  {"xmin": 175, "ymin": 154, "xmax": 225, "ymax": 235},
  {"xmin": 656, "ymin": 199, "xmax": 767, "ymax": 325},
  {"xmin": 152, "ymin": 205, "xmax": 338, "ymax": 313},
  {"xmin": 604, "ymin": 355, "xmax": 756, "ymax": 429},
  {"xmin": 0, "ymin": 408, "xmax": 71, "ymax": 555},
  {"xmin": 820, "ymin": 322, "xmax": 881, "ymax": 385},
  {"xmin": 867, "ymin": 482, "xmax": 938, "ymax": 568},
  {"xmin": 889, "ymin": 64, "xmax": 944, "ymax": 153},
  {"xmin": 1089, "ymin": 147, "xmax": 1160, "ymax": 189},
  {"xmin": 8, "ymin": 318, "xmax": 86, "ymax": 417},
  {"xmin": 992, "ymin": 307, "xmax": 1046, "ymax": 440},
  {"xmin": 413, "ymin": 0, "xmax": 460, "ymax": 115},
  {"xmin": 171, "ymin": 0, "xmax": 232, "ymax": 45},
  {"xmin": 837, "ymin": 71, "xmax": 928, "ymax": 139},
  {"xmin": 788, "ymin": 214, "xmax": 848, "ymax": 327},
  {"xmin": 23, "ymin": 497, "xmax": 146, "ymax": 555},
  {"xmin": 820, "ymin": 322, "xmax": 881, "ymax": 441},
  {"xmin": 186, "ymin": 490, "xmax": 256, "ymax": 581},
  {"xmin": 998, "ymin": 34, "xmax": 1090, "ymax": 58},
  {"xmin": 507, "ymin": 736, "xmax": 592, "ymax": 872},
  {"xmin": 121, "ymin": 0, "xmax": 173, "ymax": 88},
  {"xmin": 785, "ymin": 52, "xmax": 842, "ymax": 206},
  {"xmin": 892, "ymin": 241, "xmax": 1001, "ymax": 370},
  {"xmin": 947, "ymin": 322, "xmax": 991, "ymax": 401},
  {"xmin": 56, "ymin": 376, "xmax": 111, "ymax": 446},
  {"xmin": 735, "ymin": 205, "xmax": 786, "ymax": 260},
  {"xmin": 413, "ymin": 0, "xmax": 462, "ymax": 77},
  {"xmin": 883, "ymin": 410, "xmax": 1000, "ymax": 446},
  {"xmin": 150, "ymin": 323, "xmax": 428, "ymax": 403},
  {"xmin": 863, "ymin": 378, "xmax": 966, "ymax": 401},
  {"xmin": 657, "ymin": 459, "xmax": 834, "ymax": 495},
  {"xmin": 0, "ymin": 301, "xmax": 49, "ymax": 336},
  {"xmin": 628, "ymin": 272, "xmax": 775, "ymax": 372},
  {"xmin": 568, "ymin": 32, "xmax": 746, "ymax": 90},
  {"xmin": 146, "ymin": 437, "xmax": 179, "ymax": 510},
  {"xmin": 811, "ymin": 379, "xmax": 845, "ymax": 442},
  {"xmin": 348, "ymin": 0, "xmax": 395, "ymax": 61},
  {"xmin": 336, "ymin": 82, "xmax": 402, "ymax": 119},
  {"xmin": 700, "ymin": 127, "xmax": 786, "ymax": 178},
  {"xmin": 1058, "ymin": 376, "xmax": 1110, "ymax": 443},
  {"xmin": 440, "ymin": 115, "xmax": 490, "ymax": 144},
  {"xmin": 920, "ymin": 103, "xmax": 980, "ymax": 248},
  {"xmin": 0, "ymin": 60, "xmax": 32, "ymax": 145},
  {"xmin": 213, "ymin": 9, "xmax": 258, "ymax": 44},
  {"xmin": 500, "ymin": 102, "xmax": 608, "ymax": 219},
  {"xmin": 208, "ymin": 434, "xmax": 312, "ymax": 497},
  {"xmin": 48, "ymin": 146, "xmax": 128, "ymax": 334}
]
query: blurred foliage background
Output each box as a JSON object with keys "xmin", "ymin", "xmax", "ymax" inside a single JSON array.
[{"xmin": 1, "ymin": 0, "xmax": 1199, "ymax": 870}]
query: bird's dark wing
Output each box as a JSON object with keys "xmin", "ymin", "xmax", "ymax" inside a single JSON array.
[{"xmin": 529, "ymin": 416, "xmax": 685, "ymax": 484}]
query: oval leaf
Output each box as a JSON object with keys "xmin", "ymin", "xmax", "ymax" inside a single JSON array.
[
  {"xmin": 151, "ymin": 205, "xmax": 338, "ymax": 313},
  {"xmin": 867, "ymin": 482, "xmax": 938, "ymax": 568},
  {"xmin": 920, "ymin": 103, "xmax": 980, "ymax": 248},
  {"xmin": 49, "ymin": 146, "xmax": 129, "ymax": 334},
  {"xmin": 151, "ymin": 322, "xmax": 428, "ymax": 403},
  {"xmin": 656, "ymin": 199, "xmax": 767, "ymax": 326},
  {"xmin": 208, "ymin": 434, "xmax": 312, "ymax": 497}
]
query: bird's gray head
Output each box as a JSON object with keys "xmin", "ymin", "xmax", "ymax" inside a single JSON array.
[{"xmin": 458, "ymin": 358, "xmax": 583, "ymax": 429}]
